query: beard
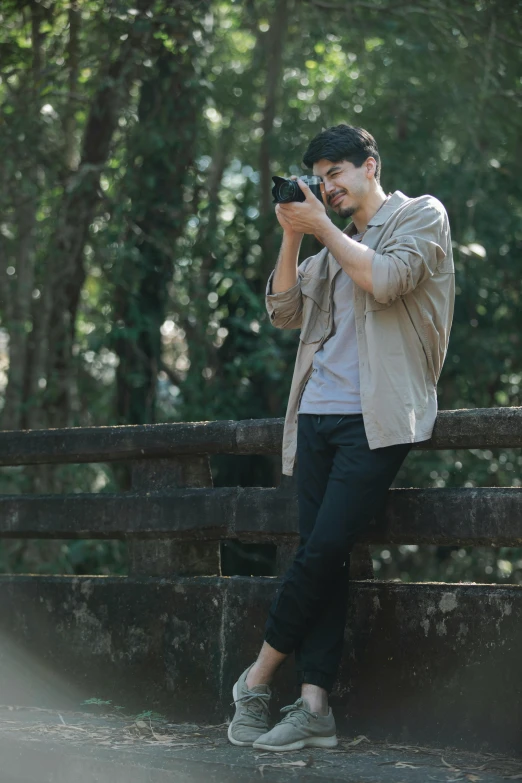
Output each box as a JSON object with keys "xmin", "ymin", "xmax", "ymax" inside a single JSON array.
[
  {"xmin": 337, "ymin": 204, "xmax": 356, "ymax": 219},
  {"xmin": 329, "ymin": 191, "xmax": 357, "ymax": 220}
]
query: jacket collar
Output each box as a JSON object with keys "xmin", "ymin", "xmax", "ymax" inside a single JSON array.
[
  {"xmin": 344, "ymin": 190, "xmax": 409, "ymax": 234},
  {"xmin": 326, "ymin": 189, "xmax": 409, "ymax": 277}
]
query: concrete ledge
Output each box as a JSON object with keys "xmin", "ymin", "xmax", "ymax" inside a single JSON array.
[
  {"xmin": 0, "ymin": 576, "xmax": 520, "ymax": 755},
  {"xmin": 0, "ymin": 486, "xmax": 520, "ymax": 546},
  {"xmin": 0, "ymin": 407, "xmax": 520, "ymax": 465}
]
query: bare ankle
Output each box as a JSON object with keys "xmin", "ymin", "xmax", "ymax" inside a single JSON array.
[
  {"xmin": 301, "ymin": 683, "xmax": 329, "ymax": 716},
  {"xmin": 245, "ymin": 642, "xmax": 287, "ymax": 689},
  {"xmin": 246, "ymin": 663, "xmax": 270, "ymax": 689}
]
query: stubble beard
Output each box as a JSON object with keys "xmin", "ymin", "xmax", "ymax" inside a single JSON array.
[
  {"xmin": 338, "ymin": 205, "xmax": 356, "ymax": 219},
  {"xmin": 330, "ymin": 192, "xmax": 357, "ymax": 220}
]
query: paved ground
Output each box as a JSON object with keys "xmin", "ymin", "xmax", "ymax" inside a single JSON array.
[{"xmin": 1, "ymin": 706, "xmax": 521, "ymax": 783}]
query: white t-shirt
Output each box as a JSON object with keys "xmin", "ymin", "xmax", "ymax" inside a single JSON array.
[{"xmin": 298, "ymin": 232, "xmax": 364, "ymax": 415}]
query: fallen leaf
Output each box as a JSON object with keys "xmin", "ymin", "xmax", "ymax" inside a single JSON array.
[
  {"xmin": 345, "ymin": 734, "xmax": 371, "ymax": 747},
  {"xmin": 395, "ymin": 761, "xmax": 420, "ymax": 768},
  {"xmin": 441, "ymin": 756, "xmax": 459, "ymax": 770},
  {"xmin": 258, "ymin": 760, "xmax": 308, "ymax": 774},
  {"xmin": 61, "ymin": 725, "xmax": 90, "ymax": 733},
  {"xmin": 144, "ymin": 741, "xmax": 198, "ymax": 747}
]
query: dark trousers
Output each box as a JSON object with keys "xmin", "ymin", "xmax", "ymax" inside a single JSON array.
[{"xmin": 264, "ymin": 413, "xmax": 411, "ymax": 692}]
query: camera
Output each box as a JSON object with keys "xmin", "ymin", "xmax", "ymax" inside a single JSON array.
[{"xmin": 271, "ymin": 175, "xmax": 323, "ymax": 204}]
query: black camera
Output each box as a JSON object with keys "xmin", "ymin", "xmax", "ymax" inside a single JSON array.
[{"xmin": 271, "ymin": 175, "xmax": 323, "ymax": 204}]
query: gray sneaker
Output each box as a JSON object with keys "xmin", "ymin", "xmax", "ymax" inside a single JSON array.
[
  {"xmin": 252, "ymin": 697, "xmax": 338, "ymax": 752},
  {"xmin": 227, "ymin": 664, "xmax": 271, "ymax": 747}
]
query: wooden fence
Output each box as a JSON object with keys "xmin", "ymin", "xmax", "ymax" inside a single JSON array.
[{"xmin": 0, "ymin": 407, "xmax": 521, "ymax": 755}]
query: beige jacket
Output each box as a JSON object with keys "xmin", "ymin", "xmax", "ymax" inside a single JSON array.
[{"xmin": 265, "ymin": 190, "xmax": 455, "ymax": 476}]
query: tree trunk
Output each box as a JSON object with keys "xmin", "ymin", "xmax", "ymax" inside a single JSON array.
[
  {"xmin": 257, "ymin": 0, "xmax": 291, "ymax": 484},
  {"xmin": 1, "ymin": 2, "xmax": 44, "ymax": 430},
  {"xmin": 26, "ymin": 2, "xmax": 154, "ymax": 430},
  {"xmin": 2, "ymin": 198, "xmax": 37, "ymax": 430},
  {"xmin": 259, "ymin": 0, "xmax": 291, "ymax": 283},
  {"xmin": 113, "ymin": 27, "xmax": 207, "ymax": 426}
]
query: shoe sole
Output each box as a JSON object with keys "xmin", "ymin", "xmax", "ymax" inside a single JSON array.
[
  {"xmin": 227, "ymin": 680, "xmax": 256, "ymax": 747},
  {"xmin": 253, "ymin": 735, "xmax": 338, "ymax": 752}
]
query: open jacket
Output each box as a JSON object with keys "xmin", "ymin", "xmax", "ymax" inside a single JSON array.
[{"xmin": 265, "ymin": 190, "xmax": 455, "ymax": 477}]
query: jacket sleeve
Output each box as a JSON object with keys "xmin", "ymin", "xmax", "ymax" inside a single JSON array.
[
  {"xmin": 371, "ymin": 197, "xmax": 450, "ymax": 305},
  {"xmin": 265, "ymin": 256, "xmax": 314, "ymax": 330}
]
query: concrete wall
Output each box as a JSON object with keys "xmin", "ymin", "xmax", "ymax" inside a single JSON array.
[{"xmin": 1, "ymin": 575, "xmax": 520, "ymax": 755}]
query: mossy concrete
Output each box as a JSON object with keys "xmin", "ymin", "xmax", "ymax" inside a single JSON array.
[{"xmin": 0, "ymin": 575, "xmax": 520, "ymax": 755}]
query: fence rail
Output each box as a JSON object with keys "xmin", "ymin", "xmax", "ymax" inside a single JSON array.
[
  {"xmin": 0, "ymin": 487, "xmax": 520, "ymax": 547},
  {"xmin": 0, "ymin": 407, "xmax": 521, "ymax": 465},
  {"xmin": 0, "ymin": 408, "xmax": 521, "ymax": 754}
]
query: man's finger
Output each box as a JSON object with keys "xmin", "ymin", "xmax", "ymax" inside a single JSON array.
[
  {"xmin": 278, "ymin": 202, "xmax": 302, "ymax": 211},
  {"xmin": 320, "ymin": 182, "xmax": 328, "ymax": 209},
  {"xmin": 297, "ymin": 178, "xmax": 313, "ymax": 200}
]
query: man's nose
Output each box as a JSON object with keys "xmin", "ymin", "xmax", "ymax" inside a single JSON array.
[{"xmin": 324, "ymin": 180, "xmax": 335, "ymax": 194}]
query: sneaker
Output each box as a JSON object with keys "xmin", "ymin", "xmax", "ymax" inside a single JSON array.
[
  {"xmin": 227, "ymin": 664, "xmax": 272, "ymax": 747},
  {"xmin": 252, "ymin": 697, "xmax": 338, "ymax": 752}
]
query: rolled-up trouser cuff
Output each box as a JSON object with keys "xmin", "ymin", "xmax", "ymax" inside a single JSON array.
[
  {"xmin": 296, "ymin": 669, "xmax": 335, "ymax": 693},
  {"xmin": 264, "ymin": 627, "xmax": 295, "ymax": 656}
]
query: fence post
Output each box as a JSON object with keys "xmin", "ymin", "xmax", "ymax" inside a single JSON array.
[
  {"xmin": 275, "ymin": 542, "xmax": 373, "ymax": 579},
  {"xmin": 128, "ymin": 455, "xmax": 221, "ymax": 576},
  {"xmin": 349, "ymin": 544, "xmax": 374, "ymax": 580},
  {"xmin": 274, "ymin": 541, "xmax": 297, "ymax": 576}
]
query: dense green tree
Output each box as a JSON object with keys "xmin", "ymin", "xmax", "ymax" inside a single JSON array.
[{"xmin": 0, "ymin": 0, "xmax": 520, "ymax": 579}]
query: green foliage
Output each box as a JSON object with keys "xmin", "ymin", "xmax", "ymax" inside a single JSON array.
[{"xmin": 0, "ymin": 0, "xmax": 521, "ymax": 580}]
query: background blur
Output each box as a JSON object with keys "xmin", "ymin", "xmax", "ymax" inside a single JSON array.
[{"xmin": 0, "ymin": 0, "xmax": 520, "ymax": 582}]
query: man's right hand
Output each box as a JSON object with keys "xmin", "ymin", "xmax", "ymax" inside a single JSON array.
[
  {"xmin": 275, "ymin": 203, "xmax": 304, "ymax": 238},
  {"xmin": 275, "ymin": 175, "xmax": 303, "ymax": 239},
  {"xmin": 274, "ymin": 175, "xmax": 328, "ymax": 244}
]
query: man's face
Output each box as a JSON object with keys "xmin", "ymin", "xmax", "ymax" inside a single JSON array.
[{"xmin": 312, "ymin": 158, "xmax": 371, "ymax": 219}]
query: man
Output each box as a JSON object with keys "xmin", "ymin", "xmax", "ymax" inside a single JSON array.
[{"xmin": 228, "ymin": 124, "xmax": 454, "ymax": 752}]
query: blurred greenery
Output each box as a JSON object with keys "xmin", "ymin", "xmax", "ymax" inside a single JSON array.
[{"xmin": 0, "ymin": 0, "xmax": 520, "ymax": 581}]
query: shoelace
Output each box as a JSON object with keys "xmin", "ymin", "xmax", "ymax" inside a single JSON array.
[
  {"xmin": 231, "ymin": 690, "xmax": 271, "ymax": 722},
  {"xmin": 279, "ymin": 698, "xmax": 317, "ymax": 728}
]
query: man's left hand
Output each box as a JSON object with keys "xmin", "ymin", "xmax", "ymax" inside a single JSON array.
[{"xmin": 276, "ymin": 179, "xmax": 330, "ymax": 238}]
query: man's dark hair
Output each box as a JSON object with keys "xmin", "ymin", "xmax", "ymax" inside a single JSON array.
[{"xmin": 303, "ymin": 124, "xmax": 381, "ymax": 183}]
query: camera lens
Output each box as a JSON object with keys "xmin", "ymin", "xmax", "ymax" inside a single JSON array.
[{"xmin": 277, "ymin": 180, "xmax": 298, "ymax": 202}]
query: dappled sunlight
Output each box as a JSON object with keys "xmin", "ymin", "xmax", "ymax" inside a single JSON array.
[{"xmin": 0, "ymin": 610, "xmax": 83, "ymax": 711}]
